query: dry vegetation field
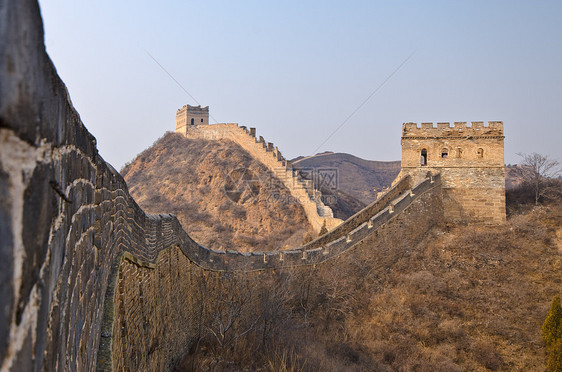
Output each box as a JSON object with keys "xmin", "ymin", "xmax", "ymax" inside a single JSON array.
[{"xmin": 172, "ymin": 196, "xmax": 561, "ymax": 371}]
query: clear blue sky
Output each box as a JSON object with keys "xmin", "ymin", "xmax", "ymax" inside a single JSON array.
[{"xmin": 38, "ymin": 0, "xmax": 562, "ymax": 170}]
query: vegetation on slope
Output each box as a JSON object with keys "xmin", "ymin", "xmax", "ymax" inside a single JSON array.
[
  {"xmin": 121, "ymin": 132, "xmax": 311, "ymax": 251},
  {"xmin": 543, "ymin": 296, "xmax": 562, "ymax": 371},
  {"xmin": 175, "ymin": 191, "xmax": 561, "ymax": 371}
]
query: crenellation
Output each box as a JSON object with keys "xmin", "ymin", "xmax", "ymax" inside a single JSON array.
[
  {"xmin": 401, "ymin": 121, "xmax": 503, "ymax": 138},
  {"xmin": 404, "ymin": 122, "xmax": 418, "ymax": 131}
]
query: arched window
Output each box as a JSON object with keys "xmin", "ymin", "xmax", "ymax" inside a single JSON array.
[
  {"xmin": 201, "ymin": 118, "xmax": 204, "ymax": 123},
  {"xmin": 441, "ymin": 148, "xmax": 448, "ymax": 158},
  {"xmin": 420, "ymin": 149, "xmax": 427, "ymax": 166},
  {"xmin": 457, "ymin": 148, "xmax": 462, "ymax": 158},
  {"xmin": 477, "ymin": 148, "xmax": 484, "ymax": 158},
  {"xmin": 190, "ymin": 118, "xmax": 194, "ymax": 125}
]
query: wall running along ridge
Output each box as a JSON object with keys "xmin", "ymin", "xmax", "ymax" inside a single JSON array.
[
  {"xmin": 1, "ymin": 1, "xmax": 445, "ymax": 370},
  {"xmin": 181, "ymin": 123, "xmax": 342, "ymax": 232}
]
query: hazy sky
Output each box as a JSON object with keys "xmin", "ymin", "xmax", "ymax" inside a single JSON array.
[{"xmin": 38, "ymin": 1, "xmax": 562, "ymax": 170}]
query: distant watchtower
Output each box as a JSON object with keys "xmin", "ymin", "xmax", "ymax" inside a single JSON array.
[
  {"xmin": 176, "ymin": 104, "xmax": 209, "ymax": 135},
  {"xmin": 398, "ymin": 121, "xmax": 506, "ymax": 224}
]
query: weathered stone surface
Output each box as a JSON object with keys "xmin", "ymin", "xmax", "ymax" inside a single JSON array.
[
  {"xmin": 17, "ymin": 163, "xmax": 56, "ymax": 325},
  {"xmin": 397, "ymin": 122, "xmax": 506, "ymax": 224},
  {"xmin": 0, "ymin": 168, "xmax": 13, "ymax": 363}
]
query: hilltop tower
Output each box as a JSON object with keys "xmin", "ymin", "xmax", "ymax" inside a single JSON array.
[
  {"xmin": 176, "ymin": 104, "xmax": 209, "ymax": 134},
  {"xmin": 397, "ymin": 121, "xmax": 506, "ymax": 224}
]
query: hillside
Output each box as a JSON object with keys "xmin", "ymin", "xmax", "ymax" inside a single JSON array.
[
  {"xmin": 177, "ymin": 199, "xmax": 562, "ymax": 371},
  {"xmin": 290, "ymin": 202, "xmax": 562, "ymax": 371},
  {"xmin": 292, "ymin": 152, "xmax": 401, "ymax": 206},
  {"xmin": 121, "ymin": 132, "xmax": 311, "ymax": 251}
]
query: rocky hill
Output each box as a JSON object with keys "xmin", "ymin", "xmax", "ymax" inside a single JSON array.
[{"xmin": 121, "ymin": 132, "xmax": 312, "ymax": 251}]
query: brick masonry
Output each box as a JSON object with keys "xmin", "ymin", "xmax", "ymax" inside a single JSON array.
[
  {"xmin": 397, "ymin": 122, "xmax": 506, "ymax": 224},
  {"xmin": 175, "ymin": 104, "xmax": 209, "ymax": 133}
]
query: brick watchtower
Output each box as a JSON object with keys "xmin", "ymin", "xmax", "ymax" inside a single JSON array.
[
  {"xmin": 397, "ymin": 121, "xmax": 506, "ymax": 224},
  {"xmin": 175, "ymin": 104, "xmax": 209, "ymax": 135}
]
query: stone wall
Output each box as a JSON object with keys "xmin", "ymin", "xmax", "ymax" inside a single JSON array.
[
  {"xmin": 99, "ymin": 249, "xmax": 223, "ymax": 371},
  {"xmin": 183, "ymin": 124, "xmax": 343, "ymax": 232},
  {"xmin": 102, "ymin": 174, "xmax": 444, "ymax": 371}
]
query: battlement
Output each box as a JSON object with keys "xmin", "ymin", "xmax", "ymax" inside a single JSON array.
[
  {"xmin": 403, "ymin": 121, "xmax": 503, "ymax": 138},
  {"xmin": 176, "ymin": 104, "xmax": 209, "ymax": 114}
]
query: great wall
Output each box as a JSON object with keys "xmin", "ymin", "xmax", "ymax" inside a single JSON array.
[
  {"xmin": 0, "ymin": 1, "xmax": 504, "ymax": 371},
  {"xmin": 179, "ymin": 122, "xmax": 342, "ymax": 233}
]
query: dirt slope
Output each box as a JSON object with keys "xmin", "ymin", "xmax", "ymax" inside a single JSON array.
[{"xmin": 121, "ymin": 132, "xmax": 311, "ymax": 251}]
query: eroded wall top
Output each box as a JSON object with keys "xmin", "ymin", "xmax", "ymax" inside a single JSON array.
[{"xmin": 402, "ymin": 121, "xmax": 503, "ymax": 138}]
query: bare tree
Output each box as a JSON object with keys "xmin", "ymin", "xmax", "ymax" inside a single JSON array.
[
  {"xmin": 517, "ymin": 152, "xmax": 560, "ymax": 204},
  {"xmin": 207, "ymin": 274, "xmax": 261, "ymax": 370}
]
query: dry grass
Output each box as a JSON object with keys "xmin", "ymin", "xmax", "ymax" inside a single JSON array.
[
  {"xmin": 174, "ymin": 200, "xmax": 561, "ymax": 371},
  {"xmin": 121, "ymin": 132, "xmax": 312, "ymax": 251}
]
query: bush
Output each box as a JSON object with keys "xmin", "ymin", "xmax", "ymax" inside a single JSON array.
[
  {"xmin": 544, "ymin": 296, "xmax": 562, "ymax": 371},
  {"xmin": 547, "ymin": 338, "xmax": 562, "ymax": 372},
  {"xmin": 544, "ymin": 296, "xmax": 562, "ymax": 347}
]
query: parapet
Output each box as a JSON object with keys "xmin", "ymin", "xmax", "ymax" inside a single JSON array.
[
  {"xmin": 176, "ymin": 104, "xmax": 209, "ymax": 113},
  {"xmin": 402, "ymin": 121, "xmax": 503, "ymax": 137}
]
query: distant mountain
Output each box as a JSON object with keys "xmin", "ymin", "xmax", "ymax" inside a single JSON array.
[
  {"xmin": 292, "ymin": 152, "xmax": 401, "ymax": 208},
  {"xmin": 121, "ymin": 132, "xmax": 311, "ymax": 251},
  {"xmin": 505, "ymin": 165, "xmax": 528, "ymax": 190}
]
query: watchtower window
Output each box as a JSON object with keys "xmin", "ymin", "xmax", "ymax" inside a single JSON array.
[
  {"xmin": 441, "ymin": 148, "xmax": 448, "ymax": 158},
  {"xmin": 420, "ymin": 149, "xmax": 427, "ymax": 166},
  {"xmin": 201, "ymin": 118, "xmax": 204, "ymax": 123},
  {"xmin": 190, "ymin": 118, "xmax": 194, "ymax": 125},
  {"xmin": 477, "ymin": 148, "xmax": 484, "ymax": 158},
  {"xmin": 457, "ymin": 148, "xmax": 462, "ymax": 158}
]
